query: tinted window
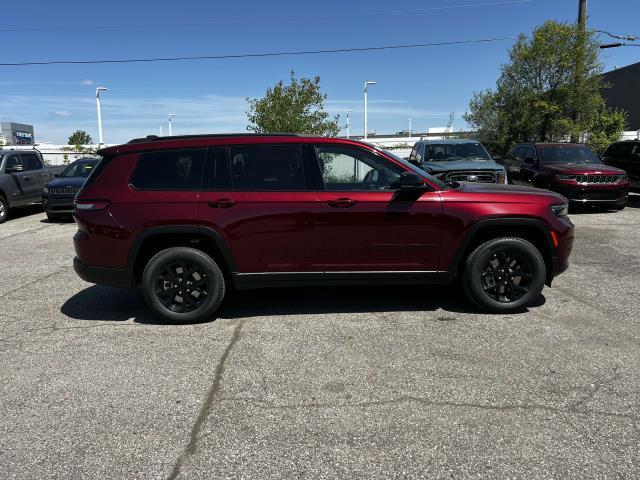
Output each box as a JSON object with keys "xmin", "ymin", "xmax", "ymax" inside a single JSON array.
[
  {"xmin": 204, "ymin": 147, "xmax": 231, "ymax": 190},
  {"xmin": 21, "ymin": 153, "xmax": 43, "ymax": 171},
  {"xmin": 523, "ymin": 147, "xmax": 536, "ymax": 161},
  {"xmin": 409, "ymin": 144, "xmax": 419, "ymax": 161},
  {"xmin": 130, "ymin": 149, "xmax": 206, "ymax": 190},
  {"xmin": 229, "ymin": 145, "xmax": 306, "ymax": 190},
  {"xmin": 5, "ymin": 155, "xmax": 21, "ymax": 170},
  {"xmin": 315, "ymin": 145, "xmax": 403, "ymax": 191},
  {"xmin": 539, "ymin": 145, "xmax": 601, "ymax": 164},
  {"xmin": 632, "ymin": 144, "xmax": 640, "ymax": 156},
  {"xmin": 423, "ymin": 142, "xmax": 490, "ymax": 161}
]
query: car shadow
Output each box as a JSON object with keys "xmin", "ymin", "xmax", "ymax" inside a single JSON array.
[
  {"xmin": 40, "ymin": 216, "xmax": 75, "ymax": 224},
  {"xmin": 61, "ymin": 284, "xmax": 546, "ymax": 325},
  {"xmin": 4, "ymin": 204, "xmax": 43, "ymax": 221}
]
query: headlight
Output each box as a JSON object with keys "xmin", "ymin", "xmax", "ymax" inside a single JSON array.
[
  {"xmin": 551, "ymin": 204, "xmax": 569, "ymax": 217},
  {"xmin": 497, "ymin": 171, "xmax": 506, "ymax": 184},
  {"xmin": 43, "ymin": 186, "xmax": 49, "ymax": 194},
  {"xmin": 555, "ymin": 174, "xmax": 575, "ymax": 180}
]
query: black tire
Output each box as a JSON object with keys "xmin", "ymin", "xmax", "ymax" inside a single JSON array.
[
  {"xmin": 463, "ymin": 237, "xmax": 546, "ymax": 313},
  {"xmin": 611, "ymin": 204, "xmax": 626, "ymax": 211},
  {"xmin": 141, "ymin": 247, "xmax": 225, "ymax": 323},
  {"xmin": 46, "ymin": 212, "xmax": 62, "ymax": 222},
  {"xmin": 0, "ymin": 195, "xmax": 7, "ymax": 224}
]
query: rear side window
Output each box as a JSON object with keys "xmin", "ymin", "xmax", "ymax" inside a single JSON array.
[
  {"xmin": 130, "ymin": 149, "xmax": 206, "ymax": 190},
  {"xmin": 20, "ymin": 153, "xmax": 43, "ymax": 171},
  {"xmin": 229, "ymin": 145, "xmax": 306, "ymax": 190}
]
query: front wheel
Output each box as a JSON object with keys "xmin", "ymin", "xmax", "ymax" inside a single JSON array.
[
  {"xmin": 463, "ymin": 237, "xmax": 546, "ymax": 313},
  {"xmin": 141, "ymin": 247, "xmax": 226, "ymax": 323}
]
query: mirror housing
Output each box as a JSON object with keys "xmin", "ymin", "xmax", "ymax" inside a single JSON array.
[
  {"xmin": 392, "ymin": 172, "xmax": 425, "ymax": 189},
  {"xmin": 4, "ymin": 165, "xmax": 23, "ymax": 174}
]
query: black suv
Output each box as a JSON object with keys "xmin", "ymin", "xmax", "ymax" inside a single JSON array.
[{"xmin": 602, "ymin": 140, "xmax": 640, "ymax": 190}]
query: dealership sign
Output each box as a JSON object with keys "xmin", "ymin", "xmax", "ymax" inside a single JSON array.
[{"xmin": 15, "ymin": 131, "xmax": 33, "ymax": 145}]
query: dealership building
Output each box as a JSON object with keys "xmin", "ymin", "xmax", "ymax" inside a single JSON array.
[
  {"xmin": 601, "ymin": 62, "xmax": 640, "ymax": 135},
  {"xmin": 0, "ymin": 122, "xmax": 35, "ymax": 146}
]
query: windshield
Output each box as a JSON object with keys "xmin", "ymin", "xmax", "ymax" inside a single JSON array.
[
  {"xmin": 60, "ymin": 159, "xmax": 99, "ymax": 177},
  {"xmin": 424, "ymin": 143, "xmax": 491, "ymax": 161},
  {"xmin": 374, "ymin": 147, "xmax": 449, "ymax": 189},
  {"xmin": 539, "ymin": 145, "xmax": 601, "ymax": 164}
]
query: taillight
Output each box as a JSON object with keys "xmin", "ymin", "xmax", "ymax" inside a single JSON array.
[{"xmin": 74, "ymin": 199, "xmax": 110, "ymax": 211}]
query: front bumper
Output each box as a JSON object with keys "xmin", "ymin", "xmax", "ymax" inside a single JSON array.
[
  {"xmin": 42, "ymin": 194, "xmax": 75, "ymax": 213},
  {"xmin": 550, "ymin": 183, "xmax": 628, "ymax": 206},
  {"xmin": 73, "ymin": 257, "xmax": 133, "ymax": 289}
]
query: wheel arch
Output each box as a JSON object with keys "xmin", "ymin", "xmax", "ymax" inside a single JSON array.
[
  {"xmin": 129, "ymin": 225, "xmax": 237, "ymax": 287},
  {"xmin": 448, "ymin": 218, "xmax": 555, "ymax": 285}
]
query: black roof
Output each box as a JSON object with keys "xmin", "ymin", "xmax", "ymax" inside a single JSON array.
[{"xmin": 127, "ymin": 133, "xmax": 309, "ymax": 144}]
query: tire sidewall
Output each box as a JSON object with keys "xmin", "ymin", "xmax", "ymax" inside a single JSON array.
[
  {"xmin": 465, "ymin": 238, "xmax": 546, "ymax": 313},
  {"xmin": 0, "ymin": 196, "xmax": 8, "ymax": 224},
  {"xmin": 141, "ymin": 247, "xmax": 225, "ymax": 323}
]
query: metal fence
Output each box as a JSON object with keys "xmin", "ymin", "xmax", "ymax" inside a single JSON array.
[{"xmin": 7, "ymin": 146, "xmax": 101, "ymax": 166}]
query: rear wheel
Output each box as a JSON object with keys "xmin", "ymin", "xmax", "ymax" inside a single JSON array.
[
  {"xmin": 141, "ymin": 247, "xmax": 225, "ymax": 323},
  {"xmin": 463, "ymin": 237, "xmax": 546, "ymax": 313},
  {"xmin": 0, "ymin": 196, "xmax": 7, "ymax": 224}
]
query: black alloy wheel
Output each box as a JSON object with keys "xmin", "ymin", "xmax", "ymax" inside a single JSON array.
[
  {"xmin": 155, "ymin": 262, "xmax": 210, "ymax": 313},
  {"xmin": 480, "ymin": 249, "xmax": 534, "ymax": 303}
]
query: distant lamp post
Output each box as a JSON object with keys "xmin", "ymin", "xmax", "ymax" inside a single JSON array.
[
  {"xmin": 168, "ymin": 113, "xmax": 175, "ymax": 136},
  {"xmin": 95, "ymin": 87, "xmax": 108, "ymax": 146},
  {"xmin": 408, "ymin": 118, "xmax": 412, "ymax": 138},
  {"xmin": 346, "ymin": 110, "xmax": 353, "ymax": 139},
  {"xmin": 363, "ymin": 81, "xmax": 376, "ymax": 139}
]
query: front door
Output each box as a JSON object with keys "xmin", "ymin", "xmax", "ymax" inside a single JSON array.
[
  {"xmin": 197, "ymin": 145, "xmax": 323, "ymax": 274},
  {"xmin": 313, "ymin": 145, "xmax": 444, "ymax": 272}
]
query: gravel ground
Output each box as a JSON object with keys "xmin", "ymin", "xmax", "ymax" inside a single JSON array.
[{"xmin": 1, "ymin": 197, "xmax": 639, "ymax": 479}]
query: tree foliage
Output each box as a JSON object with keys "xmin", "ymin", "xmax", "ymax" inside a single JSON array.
[
  {"xmin": 68, "ymin": 130, "xmax": 92, "ymax": 146},
  {"xmin": 464, "ymin": 21, "xmax": 626, "ymax": 152},
  {"xmin": 247, "ymin": 71, "xmax": 340, "ymax": 136}
]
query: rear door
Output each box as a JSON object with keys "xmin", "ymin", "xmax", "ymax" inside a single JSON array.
[
  {"xmin": 197, "ymin": 144, "xmax": 323, "ymax": 274},
  {"xmin": 20, "ymin": 152, "xmax": 47, "ymax": 197},
  {"xmin": 313, "ymin": 144, "xmax": 444, "ymax": 271},
  {"xmin": 519, "ymin": 146, "xmax": 538, "ymax": 186},
  {"xmin": 4, "ymin": 154, "xmax": 36, "ymax": 204}
]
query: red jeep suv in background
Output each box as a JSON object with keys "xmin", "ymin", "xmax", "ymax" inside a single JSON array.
[
  {"xmin": 502, "ymin": 143, "xmax": 629, "ymax": 210},
  {"xmin": 73, "ymin": 134, "xmax": 574, "ymax": 323}
]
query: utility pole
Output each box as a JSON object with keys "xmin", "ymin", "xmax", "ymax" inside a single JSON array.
[
  {"xmin": 346, "ymin": 110, "xmax": 352, "ymax": 139},
  {"xmin": 578, "ymin": 0, "xmax": 586, "ymax": 31},
  {"xmin": 572, "ymin": 0, "xmax": 587, "ymax": 142}
]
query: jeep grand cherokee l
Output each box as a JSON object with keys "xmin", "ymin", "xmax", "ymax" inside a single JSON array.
[
  {"xmin": 502, "ymin": 143, "xmax": 629, "ymax": 210},
  {"xmin": 73, "ymin": 134, "xmax": 574, "ymax": 322}
]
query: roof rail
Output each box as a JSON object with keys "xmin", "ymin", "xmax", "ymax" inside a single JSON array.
[{"xmin": 126, "ymin": 133, "xmax": 305, "ymax": 144}]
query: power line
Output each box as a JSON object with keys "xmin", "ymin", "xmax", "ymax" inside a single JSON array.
[
  {"xmin": 0, "ymin": 37, "xmax": 518, "ymax": 67},
  {"xmin": 0, "ymin": 0, "xmax": 533, "ymax": 33}
]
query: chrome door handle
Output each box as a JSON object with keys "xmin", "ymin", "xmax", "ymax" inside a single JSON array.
[{"xmin": 207, "ymin": 198, "xmax": 236, "ymax": 209}]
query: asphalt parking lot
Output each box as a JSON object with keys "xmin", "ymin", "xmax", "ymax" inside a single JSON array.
[{"xmin": 1, "ymin": 197, "xmax": 639, "ymax": 480}]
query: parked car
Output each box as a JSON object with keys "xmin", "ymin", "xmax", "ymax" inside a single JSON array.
[
  {"xmin": 42, "ymin": 157, "xmax": 100, "ymax": 221},
  {"xmin": 601, "ymin": 140, "xmax": 640, "ymax": 190},
  {"xmin": 500, "ymin": 143, "xmax": 629, "ymax": 210},
  {"xmin": 408, "ymin": 139, "xmax": 507, "ymax": 184},
  {"xmin": 0, "ymin": 148, "xmax": 64, "ymax": 224},
  {"xmin": 73, "ymin": 134, "xmax": 574, "ymax": 322}
]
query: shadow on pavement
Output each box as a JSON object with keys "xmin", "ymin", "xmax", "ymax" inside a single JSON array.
[
  {"xmin": 61, "ymin": 284, "xmax": 545, "ymax": 324},
  {"xmin": 5, "ymin": 204, "xmax": 43, "ymax": 221}
]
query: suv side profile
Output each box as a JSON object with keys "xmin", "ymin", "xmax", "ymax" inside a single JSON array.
[
  {"xmin": 602, "ymin": 140, "xmax": 640, "ymax": 190},
  {"xmin": 73, "ymin": 134, "xmax": 574, "ymax": 322}
]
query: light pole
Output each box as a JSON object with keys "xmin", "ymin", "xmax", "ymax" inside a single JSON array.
[
  {"xmin": 363, "ymin": 81, "xmax": 376, "ymax": 139},
  {"xmin": 95, "ymin": 87, "xmax": 108, "ymax": 146},
  {"xmin": 168, "ymin": 113, "xmax": 175, "ymax": 136},
  {"xmin": 346, "ymin": 110, "xmax": 353, "ymax": 139},
  {"xmin": 408, "ymin": 118, "xmax": 412, "ymax": 138}
]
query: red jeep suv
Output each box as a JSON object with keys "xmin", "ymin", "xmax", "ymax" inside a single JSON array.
[{"xmin": 73, "ymin": 134, "xmax": 574, "ymax": 322}]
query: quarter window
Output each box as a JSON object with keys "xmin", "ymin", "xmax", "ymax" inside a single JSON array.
[
  {"xmin": 229, "ymin": 145, "xmax": 306, "ymax": 190},
  {"xmin": 315, "ymin": 145, "xmax": 403, "ymax": 191},
  {"xmin": 130, "ymin": 149, "xmax": 206, "ymax": 190}
]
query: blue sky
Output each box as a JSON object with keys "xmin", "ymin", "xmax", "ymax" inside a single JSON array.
[{"xmin": 1, "ymin": 0, "xmax": 638, "ymax": 144}]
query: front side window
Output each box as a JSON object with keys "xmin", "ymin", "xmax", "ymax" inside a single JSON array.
[
  {"xmin": 315, "ymin": 145, "xmax": 403, "ymax": 191},
  {"xmin": 539, "ymin": 145, "xmax": 601, "ymax": 164},
  {"xmin": 229, "ymin": 145, "xmax": 306, "ymax": 190},
  {"xmin": 130, "ymin": 149, "xmax": 206, "ymax": 190},
  {"xmin": 20, "ymin": 153, "xmax": 43, "ymax": 171}
]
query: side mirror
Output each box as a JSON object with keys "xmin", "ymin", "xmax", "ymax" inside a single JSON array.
[
  {"xmin": 392, "ymin": 172, "xmax": 425, "ymax": 189},
  {"xmin": 492, "ymin": 154, "xmax": 502, "ymax": 161},
  {"xmin": 524, "ymin": 157, "xmax": 536, "ymax": 165},
  {"xmin": 4, "ymin": 165, "xmax": 23, "ymax": 174}
]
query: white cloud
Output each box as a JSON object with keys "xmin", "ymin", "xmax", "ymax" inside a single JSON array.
[
  {"xmin": 81, "ymin": 80, "xmax": 94, "ymax": 85},
  {"xmin": 53, "ymin": 110, "xmax": 73, "ymax": 117}
]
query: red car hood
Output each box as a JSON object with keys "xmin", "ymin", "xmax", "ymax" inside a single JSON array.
[{"xmin": 543, "ymin": 162, "xmax": 625, "ymax": 175}]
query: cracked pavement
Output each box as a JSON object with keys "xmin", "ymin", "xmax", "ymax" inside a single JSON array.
[{"xmin": 1, "ymin": 198, "xmax": 639, "ymax": 479}]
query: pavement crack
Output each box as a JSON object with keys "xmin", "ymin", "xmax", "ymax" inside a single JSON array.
[
  {"xmin": 0, "ymin": 268, "xmax": 69, "ymax": 300},
  {"xmin": 567, "ymin": 364, "xmax": 623, "ymax": 412},
  {"xmin": 167, "ymin": 321, "xmax": 244, "ymax": 480}
]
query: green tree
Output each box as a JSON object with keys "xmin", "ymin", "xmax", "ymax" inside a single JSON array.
[
  {"xmin": 247, "ymin": 71, "xmax": 340, "ymax": 136},
  {"xmin": 68, "ymin": 130, "xmax": 92, "ymax": 146},
  {"xmin": 464, "ymin": 21, "xmax": 625, "ymax": 152}
]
